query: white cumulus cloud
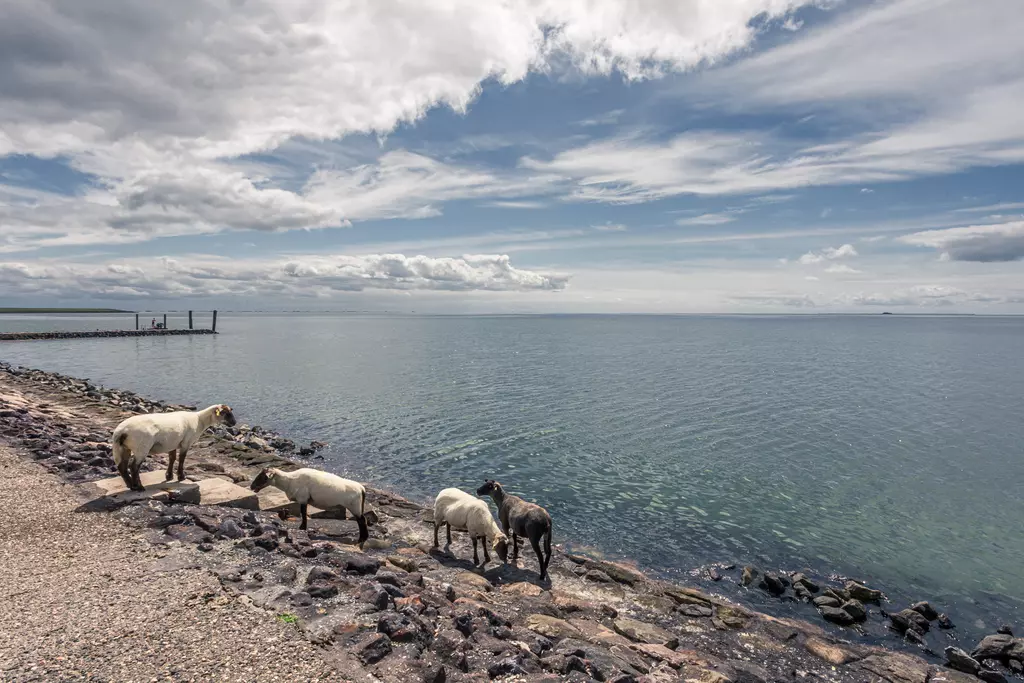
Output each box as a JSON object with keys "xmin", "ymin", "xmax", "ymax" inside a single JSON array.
[{"xmin": 899, "ymin": 221, "xmax": 1024, "ymax": 262}]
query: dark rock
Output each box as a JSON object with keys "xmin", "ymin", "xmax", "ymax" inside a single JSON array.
[
  {"xmin": 308, "ymin": 583, "xmax": 339, "ymax": 599},
  {"xmin": 791, "ymin": 572, "xmax": 820, "ymax": 593},
  {"xmin": 422, "ymin": 662, "xmax": 446, "ymax": 683},
  {"xmin": 677, "ymin": 604, "xmax": 713, "ymax": 618},
  {"xmin": 432, "ymin": 629, "xmax": 469, "ymax": 671},
  {"xmin": 378, "ymin": 612, "xmax": 431, "ymax": 645},
  {"xmin": 453, "ymin": 613, "xmax": 475, "ymax": 637},
  {"xmin": 363, "ymin": 587, "xmax": 390, "ymax": 611},
  {"xmin": 727, "ymin": 660, "xmax": 771, "ymax": 683},
  {"xmin": 842, "ymin": 599, "xmax": 867, "ymax": 623},
  {"xmin": 355, "ymin": 632, "xmax": 392, "ymax": 665},
  {"xmin": 910, "ymin": 601, "xmax": 939, "ymax": 621},
  {"xmin": 708, "ymin": 568, "xmax": 722, "ymax": 582},
  {"xmin": 376, "ymin": 571, "xmax": 403, "ymax": 587},
  {"xmin": 488, "ymin": 656, "xmax": 528, "ymax": 678},
  {"xmin": 741, "ymin": 566, "xmax": 761, "ymax": 587},
  {"xmin": 197, "ymin": 542, "xmax": 214, "ymax": 552},
  {"xmin": 945, "ymin": 647, "xmax": 981, "ymax": 675},
  {"xmin": 979, "ymin": 670, "xmax": 1009, "ymax": 683},
  {"xmin": 813, "ymin": 595, "xmax": 841, "ymax": 609},
  {"xmin": 938, "ymin": 613, "xmax": 955, "ymax": 630},
  {"xmin": 218, "ymin": 518, "xmax": 246, "ymax": 539},
  {"xmin": 307, "ymin": 566, "xmax": 339, "ymax": 584},
  {"xmin": 845, "ymin": 581, "xmax": 883, "ymax": 603},
  {"xmin": 820, "ymin": 605, "xmax": 857, "ymax": 626},
  {"xmin": 891, "ymin": 609, "xmax": 930, "ymax": 634},
  {"xmin": 761, "ymin": 573, "xmax": 786, "ymax": 596},
  {"xmin": 997, "ymin": 625, "xmax": 1014, "ymax": 636},
  {"xmin": 972, "ymin": 634, "xmax": 1014, "ymax": 660},
  {"xmin": 253, "ymin": 533, "xmax": 278, "ymax": 551},
  {"xmin": 326, "ymin": 550, "xmax": 381, "ymax": 575},
  {"xmin": 275, "ymin": 565, "xmax": 298, "ymax": 584}
]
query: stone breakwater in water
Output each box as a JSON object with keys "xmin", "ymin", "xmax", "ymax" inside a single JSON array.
[
  {"xmin": 1, "ymin": 361, "xmax": 1022, "ymax": 683},
  {"xmin": 0, "ymin": 329, "xmax": 217, "ymax": 341}
]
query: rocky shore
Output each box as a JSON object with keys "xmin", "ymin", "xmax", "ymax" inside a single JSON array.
[
  {"xmin": 1, "ymin": 360, "xmax": 1021, "ymax": 682},
  {"xmin": 0, "ymin": 329, "xmax": 216, "ymax": 341}
]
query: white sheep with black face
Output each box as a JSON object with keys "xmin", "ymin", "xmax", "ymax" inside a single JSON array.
[
  {"xmin": 250, "ymin": 467, "xmax": 369, "ymax": 544},
  {"xmin": 432, "ymin": 487, "xmax": 509, "ymax": 566},
  {"xmin": 111, "ymin": 404, "xmax": 237, "ymax": 490}
]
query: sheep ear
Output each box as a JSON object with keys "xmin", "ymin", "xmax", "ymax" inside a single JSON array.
[{"xmin": 214, "ymin": 406, "xmax": 223, "ymax": 416}]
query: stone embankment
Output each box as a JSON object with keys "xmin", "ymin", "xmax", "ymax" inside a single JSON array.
[
  {"xmin": 0, "ymin": 360, "xmax": 1021, "ymax": 682},
  {"xmin": 0, "ymin": 329, "xmax": 216, "ymax": 341}
]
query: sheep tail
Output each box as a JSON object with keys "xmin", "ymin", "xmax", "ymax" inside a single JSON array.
[{"xmin": 360, "ymin": 488, "xmax": 366, "ymax": 518}]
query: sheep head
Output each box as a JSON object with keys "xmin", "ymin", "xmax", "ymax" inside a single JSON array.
[
  {"xmin": 492, "ymin": 533, "xmax": 509, "ymax": 563},
  {"xmin": 476, "ymin": 479, "xmax": 503, "ymax": 497},
  {"xmin": 250, "ymin": 467, "xmax": 275, "ymax": 492},
  {"xmin": 213, "ymin": 404, "xmax": 237, "ymax": 426}
]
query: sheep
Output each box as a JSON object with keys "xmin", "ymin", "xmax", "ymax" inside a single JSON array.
[
  {"xmin": 249, "ymin": 467, "xmax": 369, "ymax": 544},
  {"xmin": 432, "ymin": 487, "xmax": 509, "ymax": 566},
  {"xmin": 476, "ymin": 480, "xmax": 552, "ymax": 580},
  {"xmin": 111, "ymin": 404, "xmax": 237, "ymax": 491}
]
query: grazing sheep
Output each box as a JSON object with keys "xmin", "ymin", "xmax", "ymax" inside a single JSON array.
[
  {"xmin": 111, "ymin": 404, "xmax": 237, "ymax": 491},
  {"xmin": 432, "ymin": 487, "xmax": 509, "ymax": 566},
  {"xmin": 477, "ymin": 480, "xmax": 552, "ymax": 580},
  {"xmin": 249, "ymin": 467, "xmax": 368, "ymax": 543}
]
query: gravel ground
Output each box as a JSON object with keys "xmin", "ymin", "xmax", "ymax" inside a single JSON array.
[{"xmin": 0, "ymin": 444, "xmax": 337, "ymax": 682}]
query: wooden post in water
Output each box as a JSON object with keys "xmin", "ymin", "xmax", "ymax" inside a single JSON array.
[
  {"xmin": 163, "ymin": 313, "xmax": 167, "ymax": 329},
  {"xmin": 135, "ymin": 313, "xmax": 139, "ymax": 330},
  {"xmin": 212, "ymin": 310, "xmax": 218, "ymax": 333},
  {"xmin": 188, "ymin": 310, "xmax": 193, "ymax": 329}
]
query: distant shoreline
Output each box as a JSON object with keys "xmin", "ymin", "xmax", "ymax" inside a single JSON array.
[{"xmin": 0, "ymin": 308, "xmax": 132, "ymax": 314}]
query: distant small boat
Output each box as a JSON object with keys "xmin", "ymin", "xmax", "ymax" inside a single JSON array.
[{"xmin": 881, "ymin": 311, "xmax": 893, "ymax": 315}]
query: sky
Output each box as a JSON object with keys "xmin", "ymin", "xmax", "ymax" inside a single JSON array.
[{"xmin": 1, "ymin": 0, "xmax": 1023, "ymax": 313}]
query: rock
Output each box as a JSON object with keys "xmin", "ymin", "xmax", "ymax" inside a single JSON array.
[
  {"xmin": 355, "ymin": 632, "xmax": 392, "ymax": 665},
  {"xmin": 804, "ymin": 637, "xmax": 860, "ymax": 665},
  {"xmin": 819, "ymin": 605, "xmax": 856, "ymax": 626},
  {"xmin": 978, "ymin": 670, "xmax": 1009, "ymax": 683},
  {"xmin": 585, "ymin": 569, "xmax": 614, "ymax": 583},
  {"xmin": 663, "ymin": 587, "xmax": 715, "ymax": 607},
  {"xmin": 911, "ymin": 601, "xmax": 939, "ymax": 621},
  {"xmin": 891, "ymin": 608, "xmax": 930, "ymax": 634},
  {"xmin": 938, "ymin": 613, "xmax": 955, "ymax": 630},
  {"xmin": 377, "ymin": 612, "xmax": 430, "ymax": 645},
  {"xmin": 307, "ymin": 566, "xmax": 339, "ymax": 584},
  {"xmin": 526, "ymin": 614, "xmax": 582, "ymax": 640},
  {"xmin": 791, "ymin": 572, "xmax": 820, "ymax": 593},
  {"xmin": 726, "ymin": 660, "xmax": 771, "ymax": 683},
  {"xmin": 945, "ymin": 647, "xmax": 982, "ymax": 675},
  {"xmin": 432, "ymin": 629, "xmax": 469, "ymax": 670},
  {"xmin": 503, "ymin": 582, "xmax": 544, "ymax": 598},
  {"xmin": 845, "ymin": 580, "xmax": 882, "ymax": 603},
  {"xmin": 612, "ymin": 618, "xmax": 678, "ymax": 648},
  {"xmin": 363, "ymin": 587, "xmax": 390, "ymax": 611},
  {"xmin": 713, "ymin": 605, "xmax": 750, "ymax": 629},
  {"xmin": 677, "ymin": 604, "xmax": 713, "ymax": 618},
  {"xmin": 761, "ymin": 573, "xmax": 786, "ymax": 596},
  {"xmin": 997, "ymin": 625, "xmax": 1014, "ymax": 636},
  {"xmin": 971, "ymin": 634, "xmax": 1014, "ymax": 660},
  {"xmin": 568, "ymin": 619, "xmax": 632, "ymax": 649},
  {"xmin": 630, "ymin": 643, "xmax": 692, "ymax": 669},
  {"xmin": 857, "ymin": 653, "xmax": 931, "ymax": 683},
  {"xmin": 488, "ymin": 657, "xmax": 528, "ymax": 678},
  {"xmin": 327, "ymin": 550, "xmax": 381, "ymax": 575},
  {"xmin": 741, "ymin": 566, "xmax": 761, "ymax": 587},
  {"xmin": 812, "ymin": 596, "xmax": 841, "ymax": 609},
  {"xmin": 841, "ymin": 599, "xmax": 867, "ymax": 622},
  {"xmin": 218, "ymin": 517, "xmax": 246, "ymax": 539},
  {"xmin": 588, "ymin": 559, "xmax": 646, "ymax": 586},
  {"xmin": 453, "ymin": 571, "xmax": 492, "ymax": 593}
]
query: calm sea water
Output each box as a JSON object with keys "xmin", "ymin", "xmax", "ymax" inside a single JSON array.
[{"xmin": 2, "ymin": 313, "xmax": 1022, "ymax": 637}]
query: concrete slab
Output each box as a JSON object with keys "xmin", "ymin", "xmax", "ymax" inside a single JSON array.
[
  {"xmin": 90, "ymin": 470, "xmax": 195, "ymax": 497},
  {"xmin": 169, "ymin": 478, "xmax": 260, "ymax": 510}
]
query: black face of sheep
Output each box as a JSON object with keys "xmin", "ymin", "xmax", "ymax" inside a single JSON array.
[
  {"xmin": 477, "ymin": 479, "xmax": 500, "ymax": 496},
  {"xmin": 215, "ymin": 404, "xmax": 238, "ymax": 427},
  {"xmin": 250, "ymin": 468, "xmax": 272, "ymax": 492},
  {"xmin": 494, "ymin": 537, "xmax": 509, "ymax": 563}
]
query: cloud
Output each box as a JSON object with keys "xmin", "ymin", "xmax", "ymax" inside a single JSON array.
[
  {"xmin": 0, "ymin": 253, "xmax": 568, "ymax": 300},
  {"xmin": 676, "ymin": 212, "xmax": 739, "ymax": 226},
  {"xmin": 899, "ymin": 221, "xmax": 1024, "ymax": 262},
  {"xmin": 593, "ymin": 223, "xmax": 627, "ymax": 232},
  {"xmin": 797, "ymin": 243, "xmax": 857, "ymax": 264},
  {"xmin": 824, "ymin": 263, "xmax": 860, "ymax": 274},
  {"xmin": 842, "ymin": 285, "xmax": 1005, "ymax": 308},
  {"xmin": 0, "ymin": 0, "xmax": 823, "ymax": 249}
]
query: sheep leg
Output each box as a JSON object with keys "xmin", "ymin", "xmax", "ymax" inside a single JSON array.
[
  {"xmin": 530, "ymin": 536, "xmax": 546, "ymax": 580},
  {"xmin": 338, "ymin": 507, "xmax": 346, "ymax": 520},
  {"xmin": 482, "ymin": 538, "xmax": 490, "ymax": 564},
  {"xmin": 446, "ymin": 523, "xmax": 452, "ymax": 545},
  {"xmin": 472, "ymin": 537, "xmax": 479, "ymax": 565},
  {"xmin": 433, "ymin": 522, "xmax": 440, "ymax": 547},
  {"xmin": 355, "ymin": 516, "xmax": 369, "ymax": 545},
  {"xmin": 176, "ymin": 448, "xmax": 188, "ymax": 481},
  {"xmin": 129, "ymin": 459, "xmax": 144, "ymax": 491},
  {"xmin": 117, "ymin": 458, "xmax": 133, "ymax": 490},
  {"xmin": 164, "ymin": 449, "xmax": 176, "ymax": 481},
  {"xmin": 299, "ymin": 503, "xmax": 308, "ymax": 531},
  {"xmin": 511, "ymin": 533, "xmax": 520, "ymax": 562}
]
